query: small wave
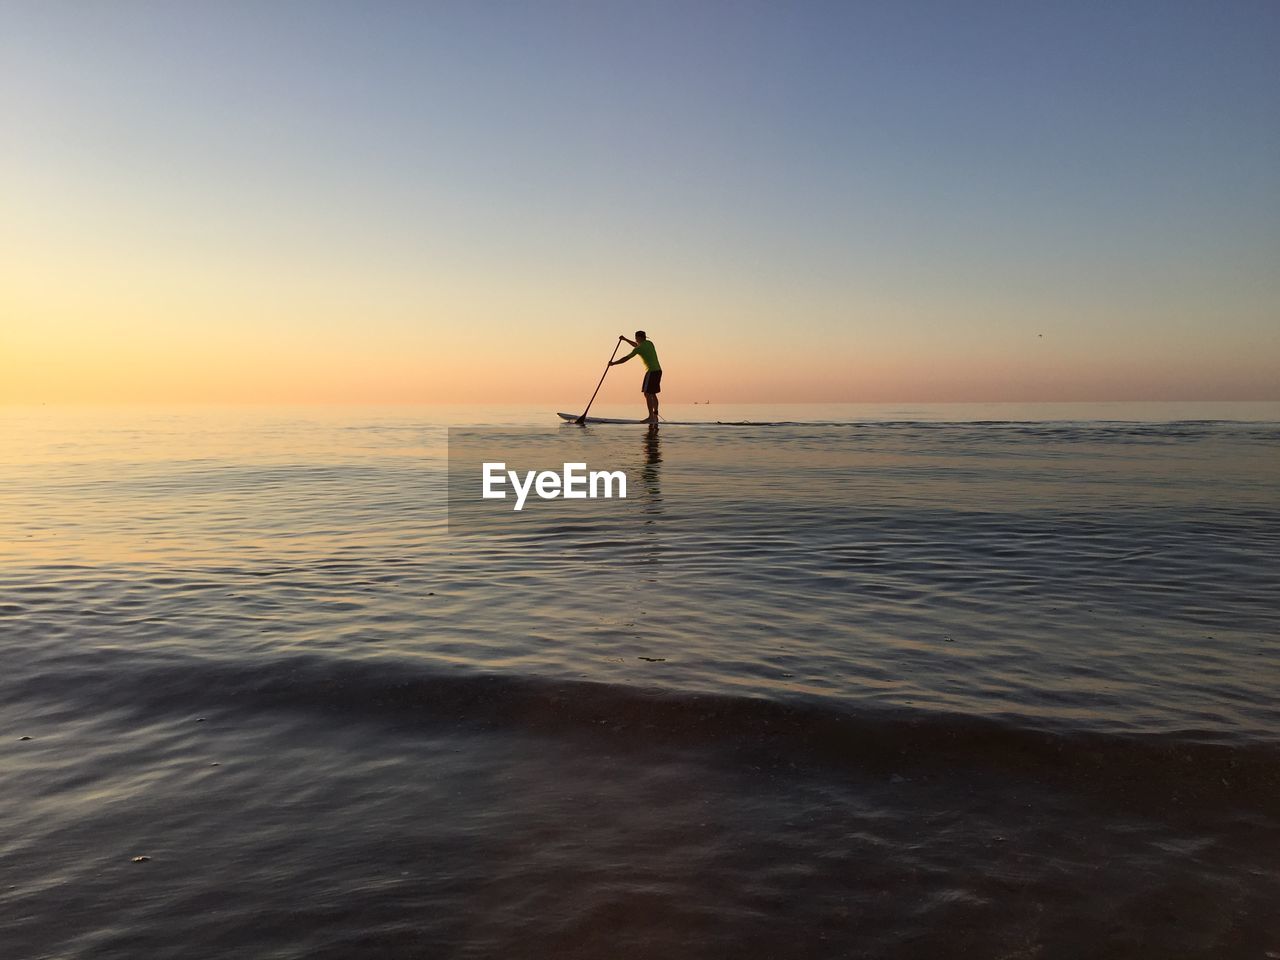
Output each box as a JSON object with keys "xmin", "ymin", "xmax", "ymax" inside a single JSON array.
[{"xmin": 20, "ymin": 651, "xmax": 1277, "ymax": 805}]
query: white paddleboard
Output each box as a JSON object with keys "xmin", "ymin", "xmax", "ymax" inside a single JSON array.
[
  {"xmin": 556, "ymin": 412, "xmax": 794, "ymax": 426},
  {"xmin": 557, "ymin": 412, "xmax": 654, "ymax": 424}
]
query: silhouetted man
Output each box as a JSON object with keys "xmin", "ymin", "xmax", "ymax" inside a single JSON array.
[{"xmin": 610, "ymin": 331, "xmax": 662, "ymax": 424}]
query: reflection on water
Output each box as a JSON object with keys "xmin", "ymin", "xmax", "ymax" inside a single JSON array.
[
  {"xmin": 641, "ymin": 421, "xmax": 661, "ymax": 505},
  {"xmin": 637, "ymin": 425, "xmax": 663, "ymax": 568}
]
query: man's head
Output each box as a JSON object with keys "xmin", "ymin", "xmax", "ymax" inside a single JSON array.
[{"xmin": 635, "ymin": 331, "xmax": 647, "ymax": 342}]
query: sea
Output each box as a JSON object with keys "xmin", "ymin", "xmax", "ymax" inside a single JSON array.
[{"xmin": 2, "ymin": 402, "xmax": 1278, "ymax": 959}]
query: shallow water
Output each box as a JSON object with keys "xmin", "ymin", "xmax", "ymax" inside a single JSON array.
[{"xmin": 2, "ymin": 404, "xmax": 1278, "ymax": 958}]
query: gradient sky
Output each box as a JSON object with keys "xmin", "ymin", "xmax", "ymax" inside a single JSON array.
[{"xmin": 3, "ymin": 0, "xmax": 1277, "ymax": 403}]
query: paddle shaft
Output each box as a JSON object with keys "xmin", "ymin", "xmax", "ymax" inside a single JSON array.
[{"xmin": 575, "ymin": 340, "xmax": 623, "ymax": 424}]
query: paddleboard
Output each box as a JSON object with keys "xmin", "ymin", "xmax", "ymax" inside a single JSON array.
[
  {"xmin": 556, "ymin": 412, "xmax": 802, "ymax": 426},
  {"xmin": 557, "ymin": 412, "xmax": 654, "ymax": 424}
]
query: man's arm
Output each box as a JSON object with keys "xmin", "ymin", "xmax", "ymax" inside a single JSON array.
[{"xmin": 610, "ymin": 335, "xmax": 637, "ymax": 366}]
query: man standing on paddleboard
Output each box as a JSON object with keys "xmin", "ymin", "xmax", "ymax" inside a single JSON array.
[{"xmin": 610, "ymin": 331, "xmax": 662, "ymax": 424}]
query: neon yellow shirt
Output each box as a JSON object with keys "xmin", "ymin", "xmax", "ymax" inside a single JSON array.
[{"xmin": 625, "ymin": 340, "xmax": 661, "ymax": 372}]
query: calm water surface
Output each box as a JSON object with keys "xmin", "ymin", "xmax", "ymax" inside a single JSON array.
[{"xmin": 2, "ymin": 404, "xmax": 1278, "ymax": 959}]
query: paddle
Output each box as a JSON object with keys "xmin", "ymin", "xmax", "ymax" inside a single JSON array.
[{"xmin": 574, "ymin": 338, "xmax": 623, "ymax": 425}]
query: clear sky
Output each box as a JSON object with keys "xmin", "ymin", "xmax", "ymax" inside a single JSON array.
[{"xmin": 3, "ymin": 0, "xmax": 1277, "ymax": 404}]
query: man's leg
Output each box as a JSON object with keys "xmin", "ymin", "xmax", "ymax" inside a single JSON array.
[{"xmin": 644, "ymin": 392, "xmax": 658, "ymax": 422}]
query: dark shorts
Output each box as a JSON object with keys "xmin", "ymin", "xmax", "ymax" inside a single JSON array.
[{"xmin": 641, "ymin": 370, "xmax": 662, "ymax": 394}]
